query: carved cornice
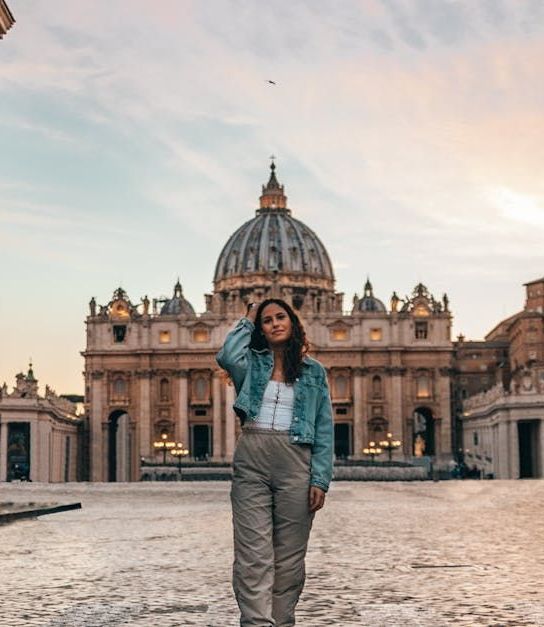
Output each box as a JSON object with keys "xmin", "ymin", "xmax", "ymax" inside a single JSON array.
[
  {"xmin": 385, "ymin": 366, "xmax": 407, "ymax": 376},
  {"xmin": 352, "ymin": 367, "xmax": 367, "ymax": 377},
  {"xmin": 135, "ymin": 369, "xmax": 153, "ymax": 379},
  {"xmin": 174, "ymin": 369, "xmax": 189, "ymax": 378},
  {"xmin": 91, "ymin": 370, "xmax": 105, "ymax": 380}
]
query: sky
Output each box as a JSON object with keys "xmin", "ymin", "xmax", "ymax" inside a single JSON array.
[{"xmin": 1, "ymin": 0, "xmax": 544, "ymax": 394}]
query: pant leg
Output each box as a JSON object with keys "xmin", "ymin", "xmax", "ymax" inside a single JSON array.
[
  {"xmin": 271, "ymin": 441, "xmax": 314, "ymax": 627},
  {"xmin": 231, "ymin": 432, "xmax": 276, "ymax": 627}
]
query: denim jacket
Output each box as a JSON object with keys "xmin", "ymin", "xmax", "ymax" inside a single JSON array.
[{"xmin": 216, "ymin": 317, "xmax": 334, "ymax": 492}]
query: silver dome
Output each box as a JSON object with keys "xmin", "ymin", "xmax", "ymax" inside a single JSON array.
[
  {"xmin": 160, "ymin": 280, "xmax": 195, "ymax": 316},
  {"xmin": 214, "ymin": 163, "xmax": 334, "ymax": 283},
  {"xmin": 354, "ymin": 279, "xmax": 386, "ymax": 313}
]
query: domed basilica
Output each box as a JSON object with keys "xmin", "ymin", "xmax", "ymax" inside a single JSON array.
[{"xmin": 84, "ymin": 163, "xmax": 454, "ymax": 481}]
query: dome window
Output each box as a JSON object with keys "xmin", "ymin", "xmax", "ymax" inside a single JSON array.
[
  {"xmin": 370, "ymin": 328, "xmax": 382, "ymax": 341},
  {"xmin": 159, "ymin": 331, "xmax": 171, "ymax": 344}
]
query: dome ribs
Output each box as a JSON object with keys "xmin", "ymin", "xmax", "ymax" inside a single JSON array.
[{"xmin": 211, "ymin": 163, "xmax": 340, "ymax": 314}]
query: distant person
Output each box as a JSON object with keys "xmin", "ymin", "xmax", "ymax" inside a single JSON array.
[{"xmin": 217, "ymin": 298, "xmax": 334, "ymax": 627}]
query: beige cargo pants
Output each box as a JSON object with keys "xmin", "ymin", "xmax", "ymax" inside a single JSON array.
[{"xmin": 231, "ymin": 428, "xmax": 315, "ymax": 627}]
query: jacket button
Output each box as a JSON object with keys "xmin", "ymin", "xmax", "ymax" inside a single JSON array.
[
  {"xmin": 293, "ymin": 436, "xmax": 299, "ymax": 441},
  {"xmin": 293, "ymin": 417, "xmax": 299, "ymax": 422}
]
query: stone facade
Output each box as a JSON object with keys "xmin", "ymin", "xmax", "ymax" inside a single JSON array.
[
  {"xmin": 83, "ymin": 165, "xmax": 455, "ymax": 481},
  {"xmin": 0, "ymin": 0, "xmax": 14, "ymax": 39},
  {"xmin": 0, "ymin": 366, "xmax": 82, "ymax": 482},
  {"xmin": 461, "ymin": 279, "xmax": 544, "ymax": 478}
]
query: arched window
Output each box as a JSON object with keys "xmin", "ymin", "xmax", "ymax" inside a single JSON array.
[
  {"xmin": 160, "ymin": 378, "xmax": 170, "ymax": 402},
  {"xmin": 372, "ymin": 375, "xmax": 382, "ymax": 399},
  {"xmin": 416, "ymin": 373, "xmax": 431, "ymax": 399},
  {"xmin": 112, "ymin": 378, "xmax": 126, "ymax": 399},
  {"xmin": 335, "ymin": 375, "xmax": 348, "ymax": 399}
]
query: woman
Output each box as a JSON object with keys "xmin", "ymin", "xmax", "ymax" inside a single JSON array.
[{"xmin": 216, "ymin": 298, "xmax": 334, "ymax": 627}]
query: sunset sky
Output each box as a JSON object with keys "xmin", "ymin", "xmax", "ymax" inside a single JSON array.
[{"xmin": 1, "ymin": 0, "xmax": 544, "ymax": 394}]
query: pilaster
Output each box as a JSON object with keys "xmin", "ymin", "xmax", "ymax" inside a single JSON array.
[
  {"xmin": 225, "ymin": 383, "xmax": 236, "ymax": 460},
  {"xmin": 212, "ymin": 371, "xmax": 222, "ymax": 460},
  {"xmin": 138, "ymin": 370, "xmax": 152, "ymax": 457},
  {"xmin": 176, "ymin": 370, "xmax": 189, "ymax": 450},
  {"xmin": 509, "ymin": 418, "xmax": 519, "ymax": 479},
  {"xmin": 90, "ymin": 371, "xmax": 104, "ymax": 481},
  {"xmin": 0, "ymin": 421, "xmax": 7, "ymax": 481},
  {"xmin": 352, "ymin": 368, "xmax": 364, "ymax": 457}
]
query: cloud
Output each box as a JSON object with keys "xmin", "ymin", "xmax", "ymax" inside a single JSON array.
[{"xmin": 2, "ymin": 0, "xmax": 544, "ymax": 390}]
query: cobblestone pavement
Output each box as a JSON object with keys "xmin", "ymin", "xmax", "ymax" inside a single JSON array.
[{"xmin": 1, "ymin": 480, "xmax": 544, "ymax": 627}]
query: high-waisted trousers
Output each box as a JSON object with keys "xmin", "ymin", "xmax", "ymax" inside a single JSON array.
[{"xmin": 231, "ymin": 428, "xmax": 314, "ymax": 627}]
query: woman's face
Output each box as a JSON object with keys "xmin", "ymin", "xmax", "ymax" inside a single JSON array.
[{"xmin": 260, "ymin": 303, "xmax": 293, "ymax": 347}]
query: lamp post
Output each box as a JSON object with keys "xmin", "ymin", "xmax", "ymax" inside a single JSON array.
[
  {"xmin": 153, "ymin": 432, "xmax": 176, "ymax": 465},
  {"xmin": 362, "ymin": 441, "xmax": 383, "ymax": 463},
  {"xmin": 171, "ymin": 442, "xmax": 189, "ymax": 479},
  {"xmin": 379, "ymin": 432, "xmax": 402, "ymax": 461}
]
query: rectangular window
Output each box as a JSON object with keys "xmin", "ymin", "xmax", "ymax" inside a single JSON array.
[
  {"xmin": 335, "ymin": 407, "xmax": 348, "ymax": 415},
  {"xmin": 415, "ymin": 321, "xmax": 428, "ymax": 339},
  {"xmin": 370, "ymin": 328, "xmax": 382, "ymax": 341},
  {"xmin": 113, "ymin": 325, "xmax": 127, "ymax": 343},
  {"xmin": 195, "ymin": 409, "xmax": 207, "ymax": 417},
  {"xmin": 416, "ymin": 376, "xmax": 431, "ymax": 399},
  {"xmin": 159, "ymin": 330, "xmax": 171, "ymax": 344},
  {"xmin": 193, "ymin": 328, "xmax": 210, "ymax": 343},
  {"xmin": 330, "ymin": 328, "xmax": 348, "ymax": 341}
]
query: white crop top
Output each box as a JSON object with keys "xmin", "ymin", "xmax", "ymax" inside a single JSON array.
[{"xmin": 250, "ymin": 380, "xmax": 294, "ymax": 431}]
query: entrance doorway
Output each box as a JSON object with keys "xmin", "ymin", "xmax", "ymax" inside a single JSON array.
[
  {"xmin": 334, "ymin": 423, "xmax": 352, "ymax": 459},
  {"xmin": 518, "ymin": 420, "xmax": 540, "ymax": 478},
  {"xmin": 413, "ymin": 407, "xmax": 435, "ymax": 457},
  {"xmin": 191, "ymin": 424, "xmax": 212, "ymax": 460},
  {"xmin": 7, "ymin": 422, "xmax": 31, "ymax": 481},
  {"xmin": 108, "ymin": 410, "xmax": 131, "ymax": 482}
]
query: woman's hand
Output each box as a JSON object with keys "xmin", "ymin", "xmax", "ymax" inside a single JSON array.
[
  {"xmin": 246, "ymin": 302, "xmax": 258, "ymax": 323},
  {"xmin": 309, "ymin": 486, "xmax": 326, "ymax": 512}
]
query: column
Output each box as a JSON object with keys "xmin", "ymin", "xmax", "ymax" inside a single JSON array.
[
  {"xmin": 139, "ymin": 373, "xmax": 152, "ymax": 457},
  {"xmin": 0, "ymin": 421, "xmax": 7, "ymax": 481},
  {"xmin": 352, "ymin": 369, "xmax": 364, "ymax": 458},
  {"xmin": 177, "ymin": 370, "xmax": 189, "ymax": 449},
  {"xmin": 438, "ymin": 367, "xmax": 452, "ymax": 462},
  {"xmin": 212, "ymin": 371, "xmax": 223, "ymax": 460},
  {"xmin": 539, "ymin": 419, "xmax": 544, "ymax": 478},
  {"xmin": 509, "ymin": 418, "xmax": 519, "ymax": 480},
  {"xmin": 389, "ymin": 368, "xmax": 403, "ymax": 449},
  {"xmin": 225, "ymin": 383, "xmax": 236, "ymax": 460},
  {"xmin": 90, "ymin": 372, "xmax": 104, "ymax": 481},
  {"xmin": 497, "ymin": 418, "xmax": 510, "ymax": 479},
  {"xmin": 30, "ymin": 420, "xmax": 40, "ymax": 482}
]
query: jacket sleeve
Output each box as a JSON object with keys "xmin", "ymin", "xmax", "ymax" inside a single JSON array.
[
  {"xmin": 310, "ymin": 371, "xmax": 334, "ymax": 492},
  {"xmin": 216, "ymin": 317, "xmax": 255, "ymax": 393}
]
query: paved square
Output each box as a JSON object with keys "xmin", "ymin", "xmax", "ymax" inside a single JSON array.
[{"xmin": 1, "ymin": 481, "xmax": 543, "ymax": 626}]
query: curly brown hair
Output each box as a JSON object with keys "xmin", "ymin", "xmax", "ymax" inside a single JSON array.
[{"xmin": 249, "ymin": 298, "xmax": 309, "ymax": 384}]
